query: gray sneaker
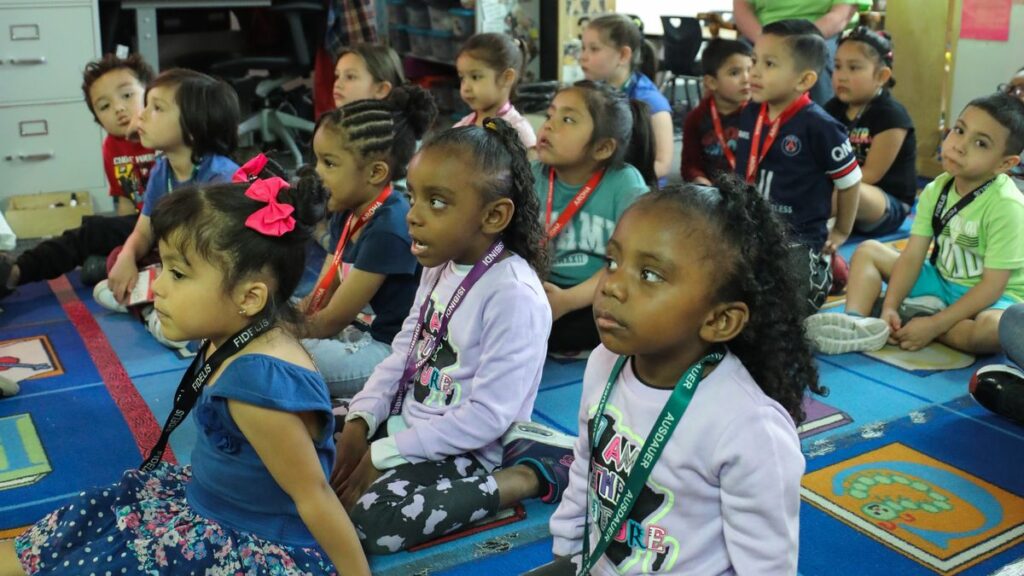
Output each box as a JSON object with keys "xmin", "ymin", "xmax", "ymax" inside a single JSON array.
[
  {"xmin": 898, "ymin": 296, "xmax": 946, "ymax": 323},
  {"xmin": 804, "ymin": 313, "xmax": 890, "ymax": 355},
  {"xmin": 0, "ymin": 375, "xmax": 19, "ymax": 398}
]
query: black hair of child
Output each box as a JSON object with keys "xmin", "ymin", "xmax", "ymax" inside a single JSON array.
[
  {"xmin": 762, "ymin": 19, "xmax": 829, "ymax": 78},
  {"xmin": 458, "ymin": 33, "xmax": 530, "ymax": 101},
  {"xmin": 559, "ymin": 80, "xmax": 658, "ymax": 188},
  {"xmin": 701, "ymin": 38, "xmax": 753, "ymax": 77},
  {"xmin": 81, "ymin": 53, "xmax": 155, "ymax": 124},
  {"xmin": 420, "ymin": 118, "xmax": 549, "ymax": 275},
  {"xmin": 838, "ymin": 26, "xmax": 896, "ymax": 88},
  {"xmin": 314, "ymin": 84, "xmax": 438, "ymax": 181},
  {"xmin": 587, "ymin": 13, "xmax": 659, "ymax": 82},
  {"xmin": 150, "ymin": 161, "xmax": 328, "ymax": 328},
  {"xmin": 630, "ymin": 174, "xmax": 825, "ymax": 423},
  {"xmin": 965, "ymin": 92, "xmax": 1024, "ymax": 157},
  {"xmin": 148, "ymin": 68, "xmax": 240, "ymax": 165}
]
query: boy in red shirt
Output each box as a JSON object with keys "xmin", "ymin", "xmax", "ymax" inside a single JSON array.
[
  {"xmin": 1, "ymin": 54, "xmax": 155, "ymax": 299},
  {"xmin": 681, "ymin": 39, "xmax": 752, "ymax": 185}
]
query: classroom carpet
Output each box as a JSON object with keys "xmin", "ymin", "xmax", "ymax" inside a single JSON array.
[{"xmin": 2, "ymin": 223, "xmax": 1023, "ymax": 575}]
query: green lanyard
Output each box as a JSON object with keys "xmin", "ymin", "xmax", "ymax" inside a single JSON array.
[
  {"xmin": 166, "ymin": 162, "xmax": 200, "ymax": 194},
  {"xmin": 579, "ymin": 348, "xmax": 725, "ymax": 575}
]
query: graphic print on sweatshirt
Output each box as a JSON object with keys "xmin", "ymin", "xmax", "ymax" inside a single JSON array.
[
  {"xmin": 588, "ymin": 408, "xmax": 679, "ymax": 572},
  {"xmin": 411, "ymin": 294, "xmax": 463, "ymax": 407}
]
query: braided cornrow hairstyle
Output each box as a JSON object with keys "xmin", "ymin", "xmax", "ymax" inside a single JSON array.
[
  {"xmin": 629, "ymin": 174, "xmax": 824, "ymax": 424},
  {"xmin": 314, "ymin": 84, "xmax": 437, "ymax": 180},
  {"xmin": 420, "ymin": 118, "xmax": 548, "ymax": 275}
]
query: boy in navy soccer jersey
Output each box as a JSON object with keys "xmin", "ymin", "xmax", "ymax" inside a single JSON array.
[{"xmin": 736, "ymin": 19, "xmax": 862, "ymax": 315}]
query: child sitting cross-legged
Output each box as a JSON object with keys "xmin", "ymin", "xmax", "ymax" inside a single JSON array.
[{"xmin": 807, "ymin": 92, "xmax": 1024, "ymax": 355}]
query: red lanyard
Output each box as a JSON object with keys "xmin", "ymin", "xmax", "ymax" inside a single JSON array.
[
  {"xmin": 744, "ymin": 93, "xmax": 811, "ymax": 183},
  {"xmin": 468, "ymin": 101, "xmax": 513, "ymax": 126},
  {"xmin": 545, "ymin": 167, "xmax": 606, "ymax": 241},
  {"xmin": 709, "ymin": 97, "xmax": 743, "ymax": 170},
  {"xmin": 306, "ymin": 185, "xmax": 393, "ymax": 315}
]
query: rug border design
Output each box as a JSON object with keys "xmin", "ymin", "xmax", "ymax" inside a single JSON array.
[
  {"xmin": 801, "ymin": 442, "xmax": 1024, "ymax": 574},
  {"xmin": 46, "ymin": 277, "xmax": 172, "ymax": 464},
  {"xmin": 0, "ymin": 335, "xmax": 64, "ymax": 380}
]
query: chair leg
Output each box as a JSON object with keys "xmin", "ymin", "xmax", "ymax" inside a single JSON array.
[
  {"xmin": 275, "ymin": 113, "xmax": 315, "ymax": 133},
  {"xmin": 267, "ymin": 111, "xmax": 305, "ymax": 168}
]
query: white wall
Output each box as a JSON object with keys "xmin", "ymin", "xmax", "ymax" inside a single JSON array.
[
  {"xmin": 623, "ymin": 0, "xmax": 733, "ymax": 35},
  {"xmin": 950, "ymin": 3, "xmax": 1024, "ymax": 119}
]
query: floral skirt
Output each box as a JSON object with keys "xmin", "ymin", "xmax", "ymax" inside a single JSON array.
[{"xmin": 15, "ymin": 463, "xmax": 337, "ymax": 575}]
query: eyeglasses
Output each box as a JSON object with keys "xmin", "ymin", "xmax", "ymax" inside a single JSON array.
[{"xmin": 998, "ymin": 83, "xmax": 1024, "ymax": 98}]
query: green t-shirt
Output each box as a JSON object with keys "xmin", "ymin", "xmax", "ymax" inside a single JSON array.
[
  {"xmin": 532, "ymin": 161, "xmax": 648, "ymax": 286},
  {"xmin": 751, "ymin": 0, "xmax": 860, "ymax": 28},
  {"xmin": 910, "ymin": 173, "xmax": 1024, "ymax": 301}
]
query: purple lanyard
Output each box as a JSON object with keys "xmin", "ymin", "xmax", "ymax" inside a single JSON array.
[{"xmin": 390, "ymin": 241, "xmax": 506, "ymax": 416}]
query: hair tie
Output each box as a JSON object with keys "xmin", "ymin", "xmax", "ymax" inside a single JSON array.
[
  {"xmin": 233, "ymin": 153, "xmax": 269, "ymax": 183},
  {"xmin": 233, "ymin": 153, "xmax": 296, "ymax": 236}
]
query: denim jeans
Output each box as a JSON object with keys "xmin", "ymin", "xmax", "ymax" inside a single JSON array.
[
  {"xmin": 1001, "ymin": 303, "xmax": 1024, "ymax": 367},
  {"xmin": 303, "ymin": 327, "xmax": 392, "ymax": 398}
]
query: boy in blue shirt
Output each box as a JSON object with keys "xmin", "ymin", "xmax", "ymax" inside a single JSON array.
[{"xmin": 735, "ymin": 19, "xmax": 862, "ymax": 315}]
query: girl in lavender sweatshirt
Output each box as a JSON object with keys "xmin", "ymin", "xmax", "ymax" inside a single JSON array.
[
  {"xmin": 329, "ymin": 118, "xmax": 555, "ymax": 553},
  {"xmin": 548, "ymin": 176, "xmax": 823, "ymax": 575}
]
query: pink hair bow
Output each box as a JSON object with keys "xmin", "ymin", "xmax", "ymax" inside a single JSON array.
[
  {"xmin": 244, "ymin": 176, "xmax": 295, "ymax": 237},
  {"xmin": 233, "ymin": 154, "xmax": 269, "ymax": 183}
]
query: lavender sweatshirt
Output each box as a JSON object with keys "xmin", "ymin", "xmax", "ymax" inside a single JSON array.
[
  {"xmin": 347, "ymin": 254, "xmax": 551, "ymax": 471},
  {"xmin": 550, "ymin": 346, "xmax": 803, "ymax": 575}
]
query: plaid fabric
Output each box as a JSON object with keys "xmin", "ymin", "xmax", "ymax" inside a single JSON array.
[{"xmin": 325, "ymin": 0, "xmax": 378, "ymax": 56}]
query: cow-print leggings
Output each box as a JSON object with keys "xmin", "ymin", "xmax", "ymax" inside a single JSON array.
[{"xmin": 348, "ymin": 454, "xmax": 502, "ymax": 554}]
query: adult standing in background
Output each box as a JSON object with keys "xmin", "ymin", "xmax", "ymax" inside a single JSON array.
[{"xmin": 732, "ymin": 0, "xmax": 861, "ymax": 104}]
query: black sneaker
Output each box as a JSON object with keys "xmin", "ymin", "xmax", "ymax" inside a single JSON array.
[
  {"xmin": 0, "ymin": 255, "xmax": 16, "ymax": 300},
  {"xmin": 502, "ymin": 422, "xmax": 576, "ymax": 504},
  {"xmin": 80, "ymin": 254, "xmax": 109, "ymax": 286},
  {"xmin": 970, "ymin": 364, "xmax": 1024, "ymax": 425}
]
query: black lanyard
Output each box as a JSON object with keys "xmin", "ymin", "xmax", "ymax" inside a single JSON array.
[
  {"xmin": 139, "ymin": 317, "xmax": 272, "ymax": 471},
  {"xmin": 929, "ymin": 177, "xmax": 995, "ymax": 266}
]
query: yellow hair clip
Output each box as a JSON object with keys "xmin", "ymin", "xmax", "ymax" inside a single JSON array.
[{"xmin": 484, "ymin": 119, "xmax": 499, "ymax": 131}]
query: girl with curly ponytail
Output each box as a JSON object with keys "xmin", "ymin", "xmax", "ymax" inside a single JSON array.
[
  {"xmin": 332, "ymin": 117, "xmax": 556, "ymax": 554},
  {"xmin": 548, "ymin": 173, "xmax": 820, "ymax": 574}
]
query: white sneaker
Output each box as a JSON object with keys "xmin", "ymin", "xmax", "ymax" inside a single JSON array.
[
  {"xmin": 93, "ymin": 280, "xmax": 128, "ymax": 313},
  {"xmin": 143, "ymin": 306, "xmax": 190, "ymax": 350},
  {"xmin": 899, "ymin": 296, "xmax": 946, "ymax": 323},
  {"xmin": 804, "ymin": 313, "xmax": 890, "ymax": 355}
]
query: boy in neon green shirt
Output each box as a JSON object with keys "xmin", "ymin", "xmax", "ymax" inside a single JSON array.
[{"xmin": 807, "ymin": 92, "xmax": 1024, "ymax": 355}]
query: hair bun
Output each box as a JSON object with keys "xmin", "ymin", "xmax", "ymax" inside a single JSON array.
[
  {"xmin": 389, "ymin": 84, "xmax": 438, "ymax": 139},
  {"xmin": 278, "ymin": 164, "xmax": 328, "ymax": 234}
]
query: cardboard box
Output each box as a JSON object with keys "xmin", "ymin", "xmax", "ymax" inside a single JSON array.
[{"xmin": 4, "ymin": 191, "xmax": 93, "ymax": 239}]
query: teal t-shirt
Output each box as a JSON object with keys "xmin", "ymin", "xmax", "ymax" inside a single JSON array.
[
  {"xmin": 910, "ymin": 173, "xmax": 1024, "ymax": 301},
  {"xmin": 750, "ymin": 0, "xmax": 860, "ymax": 27},
  {"xmin": 532, "ymin": 161, "xmax": 648, "ymax": 286}
]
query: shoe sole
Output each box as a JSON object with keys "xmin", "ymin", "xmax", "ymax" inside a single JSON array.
[{"xmin": 804, "ymin": 313, "xmax": 889, "ymax": 355}]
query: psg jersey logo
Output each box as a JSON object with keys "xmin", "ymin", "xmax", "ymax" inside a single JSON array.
[{"xmin": 782, "ymin": 134, "xmax": 802, "ymax": 156}]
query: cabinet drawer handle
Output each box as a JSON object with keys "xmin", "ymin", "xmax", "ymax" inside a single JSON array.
[
  {"xmin": 4, "ymin": 152, "xmax": 54, "ymax": 161},
  {"xmin": 8, "ymin": 57, "xmax": 47, "ymax": 65}
]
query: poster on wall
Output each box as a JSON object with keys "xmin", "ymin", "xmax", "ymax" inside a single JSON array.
[{"xmin": 960, "ymin": 0, "xmax": 1012, "ymax": 41}]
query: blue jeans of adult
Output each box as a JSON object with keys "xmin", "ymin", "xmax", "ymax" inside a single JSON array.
[
  {"xmin": 303, "ymin": 327, "xmax": 392, "ymax": 398},
  {"xmin": 1001, "ymin": 303, "xmax": 1024, "ymax": 367}
]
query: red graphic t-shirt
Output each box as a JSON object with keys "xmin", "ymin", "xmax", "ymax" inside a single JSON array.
[{"xmin": 103, "ymin": 135, "xmax": 156, "ymax": 209}]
